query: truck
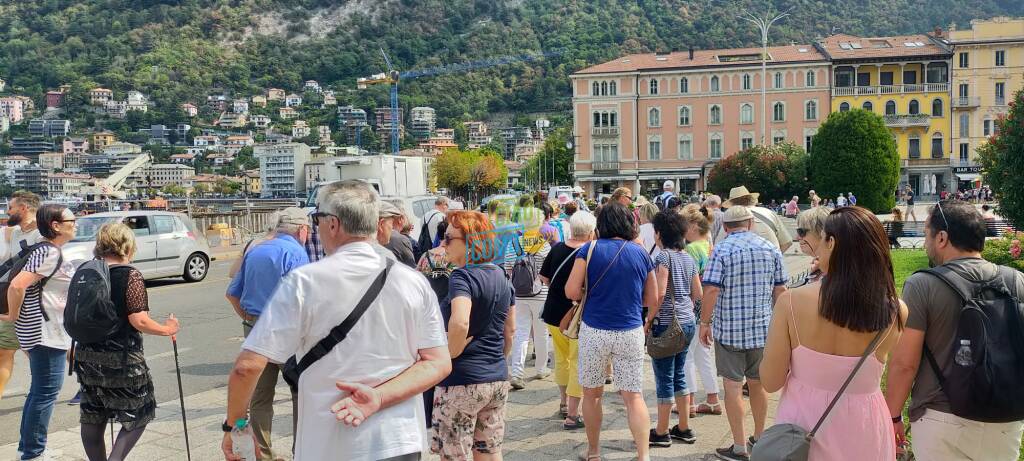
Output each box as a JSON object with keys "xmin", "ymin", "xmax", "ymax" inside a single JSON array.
[{"xmin": 305, "ymin": 154, "xmax": 427, "ymax": 198}]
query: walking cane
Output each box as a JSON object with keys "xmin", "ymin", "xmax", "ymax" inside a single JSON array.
[{"xmin": 172, "ymin": 335, "xmax": 192, "ymax": 461}]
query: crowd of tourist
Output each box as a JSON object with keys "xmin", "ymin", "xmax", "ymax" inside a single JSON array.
[{"xmin": 0, "ymin": 181, "xmax": 1021, "ymax": 461}]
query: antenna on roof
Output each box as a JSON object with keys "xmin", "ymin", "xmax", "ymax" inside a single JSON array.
[{"xmin": 831, "ymin": 26, "xmax": 840, "ymax": 35}]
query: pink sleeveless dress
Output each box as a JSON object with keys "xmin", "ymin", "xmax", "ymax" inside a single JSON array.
[{"xmin": 773, "ymin": 309, "xmax": 896, "ymax": 461}]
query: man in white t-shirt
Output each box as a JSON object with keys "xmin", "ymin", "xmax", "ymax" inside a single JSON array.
[
  {"xmin": 0, "ymin": 190, "xmax": 44, "ymax": 399},
  {"xmin": 422, "ymin": 197, "xmax": 448, "ymax": 245},
  {"xmin": 222, "ymin": 180, "xmax": 451, "ymax": 461}
]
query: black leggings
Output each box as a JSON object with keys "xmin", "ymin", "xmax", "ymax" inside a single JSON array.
[{"xmin": 81, "ymin": 422, "xmax": 147, "ymax": 461}]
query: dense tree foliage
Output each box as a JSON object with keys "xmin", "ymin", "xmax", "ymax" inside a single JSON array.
[
  {"xmin": 978, "ymin": 88, "xmax": 1024, "ymax": 228},
  {"xmin": 432, "ymin": 147, "xmax": 508, "ymax": 203},
  {"xmin": 809, "ymin": 109, "xmax": 900, "ymax": 213},
  {"xmin": 522, "ymin": 127, "xmax": 574, "ymax": 189},
  {"xmin": 706, "ymin": 142, "xmax": 809, "ymax": 205},
  {"xmin": 3, "ymin": 0, "xmax": 1021, "ymax": 130}
]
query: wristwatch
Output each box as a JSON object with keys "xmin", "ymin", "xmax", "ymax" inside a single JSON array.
[
  {"xmin": 891, "ymin": 415, "xmax": 903, "ymax": 423},
  {"xmin": 222, "ymin": 420, "xmax": 234, "ymax": 433}
]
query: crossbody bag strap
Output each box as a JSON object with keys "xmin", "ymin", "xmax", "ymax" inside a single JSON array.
[
  {"xmin": 294, "ymin": 258, "xmax": 394, "ymax": 376},
  {"xmin": 808, "ymin": 325, "xmax": 888, "ymax": 438},
  {"xmin": 588, "ymin": 240, "xmax": 628, "ymax": 293},
  {"xmin": 549, "ymin": 246, "xmax": 581, "ymax": 282}
]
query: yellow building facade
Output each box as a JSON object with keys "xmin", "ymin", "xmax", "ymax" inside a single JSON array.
[
  {"xmin": 948, "ymin": 17, "xmax": 1024, "ymax": 187},
  {"xmin": 817, "ymin": 34, "xmax": 953, "ymax": 197}
]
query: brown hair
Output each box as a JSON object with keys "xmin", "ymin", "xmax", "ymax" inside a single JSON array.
[
  {"xmin": 94, "ymin": 223, "xmax": 137, "ymax": 259},
  {"xmin": 611, "ymin": 187, "xmax": 632, "ymax": 201},
  {"xmin": 819, "ymin": 207, "xmax": 902, "ymax": 333},
  {"xmin": 447, "ymin": 210, "xmax": 498, "ymax": 264}
]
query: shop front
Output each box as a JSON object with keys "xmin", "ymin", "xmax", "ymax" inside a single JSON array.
[{"xmin": 953, "ymin": 165, "xmax": 983, "ymax": 191}]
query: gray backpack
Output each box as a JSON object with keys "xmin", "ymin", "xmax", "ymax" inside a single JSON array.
[
  {"xmin": 751, "ymin": 327, "xmax": 886, "ymax": 461},
  {"xmin": 510, "ymin": 240, "xmax": 541, "ymax": 297}
]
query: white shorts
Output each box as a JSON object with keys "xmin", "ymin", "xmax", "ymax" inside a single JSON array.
[{"xmin": 577, "ymin": 322, "xmax": 645, "ymax": 393}]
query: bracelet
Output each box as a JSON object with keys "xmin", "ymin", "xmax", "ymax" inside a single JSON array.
[
  {"xmin": 891, "ymin": 415, "xmax": 903, "ymax": 423},
  {"xmin": 699, "ymin": 321, "xmax": 712, "ymax": 326}
]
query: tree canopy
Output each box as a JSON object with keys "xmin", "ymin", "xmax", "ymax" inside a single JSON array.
[
  {"xmin": 706, "ymin": 142, "xmax": 809, "ymax": 205},
  {"xmin": 808, "ymin": 109, "xmax": 900, "ymax": 213},
  {"xmin": 978, "ymin": 88, "xmax": 1024, "ymax": 228}
]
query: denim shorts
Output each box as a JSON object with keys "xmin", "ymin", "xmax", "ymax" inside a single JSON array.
[{"xmin": 650, "ymin": 321, "xmax": 696, "ymax": 404}]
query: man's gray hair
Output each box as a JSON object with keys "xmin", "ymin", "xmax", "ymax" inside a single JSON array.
[
  {"xmin": 704, "ymin": 195, "xmax": 722, "ymax": 207},
  {"xmin": 569, "ymin": 210, "xmax": 597, "ymax": 239},
  {"xmin": 275, "ymin": 221, "xmax": 304, "ymax": 237},
  {"xmin": 435, "ymin": 196, "xmax": 449, "ymax": 207},
  {"xmin": 317, "ymin": 180, "xmax": 379, "ymax": 236}
]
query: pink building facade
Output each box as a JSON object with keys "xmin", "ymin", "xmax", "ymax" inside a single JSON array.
[
  {"xmin": 0, "ymin": 97, "xmax": 24, "ymax": 124},
  {"xmin": 571, "ymin": 46, "xmax": 831, "ymax": 198}
]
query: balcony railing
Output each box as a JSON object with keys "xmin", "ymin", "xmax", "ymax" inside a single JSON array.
[
  {"xmin": 903, "ymin": 158, "xmax": 949, "ymax": 168},
  {"xmin": 592, "ymin": 161, "xmax": 620, "ymax": 173},
  {"xmin": 832, "ymin": 83, "xmax": 950, "ymax": 96},
  {"xmin": 996, "ymin": 97, "xmax": 1006, "ymax": 106},
  {"xmin": 884, "ymin": 114, "xmax": 931, "ymax": 128},
  {"xmin": 953, "ymin": 96, "xmax": 981, "ymax": 108},
  {"xmin": 591, "ymin": 127, "xmax": 620, "ymax": 137}
]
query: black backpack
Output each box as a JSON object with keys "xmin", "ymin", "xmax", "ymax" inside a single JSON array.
[
  {"xmin": 415, "ymin": 210, "xmax": 441, "ymax": 261},
  {"xmin": 509, "ymin": 239, "xmax": 542, "ymax": 297},
  {"xmin": 0, "ymin": 241, "xmax": 62, "ymax": 315},
  {"xmin": 424, "ymin": 255, "xmax": 450, "ymax": 301},
  {"xmin": 920, "ymin": 265, "xmax": 1024, "ymax": 423},
  {"xmin": 64, "ymin": 259, "xmax": 123, "ymax": 344}
]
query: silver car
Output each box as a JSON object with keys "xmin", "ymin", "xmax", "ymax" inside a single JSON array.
[{"xmin": 63, "ymin": 211, "xmax": 212, "ymax": 282}]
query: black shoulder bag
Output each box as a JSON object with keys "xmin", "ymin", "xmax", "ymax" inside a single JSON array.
[{"xmin": 282, "ymin": 259, "xmax": 394, "ymax": 392}]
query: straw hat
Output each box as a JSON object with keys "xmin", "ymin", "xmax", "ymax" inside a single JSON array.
[
  {"xmin": 722, "ymin": 186, "xmax": 760, "ymax": 207},
  {"xmin": 722, "ymin": 205, "xmax": 754, "ymax": 223}
]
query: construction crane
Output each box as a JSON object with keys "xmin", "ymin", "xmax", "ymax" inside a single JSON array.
[
  {"xmin": 357, "ymin": 48, "xmax": 560, "ymax": 155},
  {"xmin": 80, "ymin": 153, "xmax": 152, "ymax": 200}
]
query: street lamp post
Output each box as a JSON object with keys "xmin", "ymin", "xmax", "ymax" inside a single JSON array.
[{"xmin": 742, "ymin": 9, "xmax": 791, "ymax": 146}]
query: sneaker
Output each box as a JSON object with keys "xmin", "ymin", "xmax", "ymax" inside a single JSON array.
[
  {"xmin": 648, "ymin": 429, "xmax": 671, "ymax": 448},
  {"xmin": 535, "ymin": 369, "xmax": 552, "ymax": 380},
  {"xmin": 747, "ymin": 436, "xmax": 758, "ymax": 453},
  {"xmin": 509, "ymin": 376, "xmax": 526, "ymax": 390},
  {"xmin": 68, "ymin": 390, "xmax": 82, "ymax": 406},
  {"xmin": 669, "ymin": 425, "xmax": 696, "ymax": 444},
  {"xmin": 715, "ymin": 446, "xmax": 749, "ymax": 461}
]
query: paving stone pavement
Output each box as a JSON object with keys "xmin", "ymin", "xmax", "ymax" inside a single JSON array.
[{"xmin": 0, "ymin": 254, "xmax": 809, "ymax": 461}]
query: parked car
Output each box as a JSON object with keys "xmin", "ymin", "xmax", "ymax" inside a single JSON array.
[{"xmin": 64, "ymin": 211, "xmax": 212, "ymax": 282}]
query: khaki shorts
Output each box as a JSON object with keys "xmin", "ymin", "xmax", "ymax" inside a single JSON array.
[
  {"xmin": 715, "ymin": 342, "xmax": 763, "ymax": 382},
  {"xmin": 431, "ymin": 381, "xmax": 510, "ymax": 459},
  {"xmin": 0, "ymin": 321, "xmax": 19, "ymax": 351}
]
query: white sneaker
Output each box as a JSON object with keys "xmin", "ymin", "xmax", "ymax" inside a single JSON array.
[{"xmin": 535, "ymin": 369, "xmax": 552, "ymax": 379}]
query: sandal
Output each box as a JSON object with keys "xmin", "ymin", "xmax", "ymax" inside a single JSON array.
[
  {"xmin": 577, "ymin": 453, "xmax": 602, "ymax": 461},
  {"xmin": 689, "ymin": 405, "xmax": 697, "ymax": 418},
  {"xmin": 696, "ymin": 401, "xmax": 723, "ymax": 415},
  {"xmin": 563, "ymin": 415, "xmax": 585, "ymax": 430}
]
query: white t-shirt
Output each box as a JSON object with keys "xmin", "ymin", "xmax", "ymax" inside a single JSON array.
[
  {"xmin": 1, "ymin": 226, "xmax": 43, "ymax": 262},
  {"xmin": 639, "ymin": 222, "xmax": 660, "ymax": 260},
  {"xmin": 243, "ymin": 241, "xmax": 448, "ymax": 461},
  {"xmin": 16, "ymin": 243, "xmax": 83, "ymax": 351}
]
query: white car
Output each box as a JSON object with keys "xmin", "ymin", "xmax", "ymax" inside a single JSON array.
[{"xmin": 64, "ymin": 211, "xmax": 212, "ymax": 282}]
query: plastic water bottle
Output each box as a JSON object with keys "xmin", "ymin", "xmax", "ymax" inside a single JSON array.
[
  {"xmin": 230, "ymin": 418, "xmax": 257, "ymax": 461},
  {"xmin": 954, "ymin": 339, "xmax": 973, "ymax": 366}
]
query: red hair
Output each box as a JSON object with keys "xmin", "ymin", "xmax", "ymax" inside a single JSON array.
[{"xmin": 447, "ymin": 211, "xmax": 499, "ymax": 264}]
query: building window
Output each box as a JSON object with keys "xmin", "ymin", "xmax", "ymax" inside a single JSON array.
[
  {"xmin": 909, "ymin": 100, "xmax": 920, "ymax": 115},
  {"xmin": 862, "ymin": 101, "xmax": 873, "ymax": 112},
  {"xmin": 649, "ymin": 107, "xmax": 661, "ymax": 127},
  {"xmin": 996, "ymin": 50, "xmax": 1006, "ymax": 67},
  {"xmin": 743, "ymin": 74, "xmax": 751, "ymax": 90},
  {"xmin": 959, "ymin": 143, "xmax": 969, "ymax": 163},
  {"xmin": 805, "ymin": 101, "xmax": 817, "ymax": 120},
  {"xmin": 996, "ymin": 82, "xmax": 1006, "ymax": 105},
  {"xmin": 649, "ymin": 79, "xmax": 659, "ymax": 95},
  {"xmin": 601, "ymin": 81, "xmax": 608, "ymax": 96},
  {"xmin": 839, "ymin": 102, "xmax": 850, "ymax": 112},
  {"xmin": 931, "ymin": 133, "xmax": 944, "ymax": 159},
  {"xmin": 593, "ymin": 113, "xmax": 600, "ymax": 127},
  {"xmin": 805, "ymin": 135, "xmax": 813, "ymax": 152},
  {"xmin": 649, "ymin": 137, "xmax": 661, "ymax": 160},
  {"xmin": 680, "ymin": 77, "xmax": 689, "ymax": 94},
  {"xmin": 926, "ymin": 62, "xmax": 948, "ymax": 83},
  {"xmin": 984, "ymin": 119, "xmax": 992, "ymax": 136},
  {"xmin": 678, "ymin": 137, "xmax": 692, "ymax": 160},
  {"xmin": 806, "ymin": 70, "xmax": 816, "ymax": 87},
  {"xmin": 774, "ymin": 72, "xmax": 783, "ymax": 89},
  {"xmin": 835, "ymin": 67, "xmax": 854, "ymax": 87},
  {"xmin": 740, "ymin": 104, "xmax": 754, "ymax": 124},
  {"xmin": 959, "ymin": 52, "xmax": 969, "ymax": 68},
  {"xmin": 958, "ymin": 83, "xmax": 969, "ymax": 99},
  {"xmin": 592, "ymin": 82, "xmax": 599, "ymax": 96},
  {"xmin": 610, "ymin": 112, "xmax": 618, "ymax": 126},
  {"xmin": 909, "ymin": 136, "xmax": 921, "ymax": 158},
  {"xmin": 773, "ymin": 135, "xmax": 786, "ymax": 145},
  {"xmin": 741, "ymin": 136, "xmax": 754, "ymax": 150},
  {"xmin": 711, "ymin": 76, "xmax": 720, "ymax": 92},
  {"xmin": 678, "ymin": 106, "xmax": 691, "ymax": 126},
  {"xmin": 709, "ymin": 105, "xmax": 722, "ymax": 125},
  {"xmin": 773, "ymin": 102, "xmax": 785, "ymax": 122},
  {"xmin": 609, "ymin": 81, "xmax": 617, "ymax": 95},
  {"xmin": 960, "ymin": 113, "xmax": 969, "ymax": 137},
  {"xmin": 932, "ymin": 98, "xmax": 943, "ymax": 117},
  {"xmin": 709, "ymin": 137, "xmax": 723, "ymax": 159},
  {"xmin": 885, "ymin": 100, "xmax": 896, "ymax": 115}
]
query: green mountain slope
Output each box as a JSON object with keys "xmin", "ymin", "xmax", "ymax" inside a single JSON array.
[{"xmin": 2, "ymin": 0, "xmax": 1022, "ymax": 125}]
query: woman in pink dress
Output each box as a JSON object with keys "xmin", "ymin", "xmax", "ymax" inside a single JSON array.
[{"xmin": 760, "ymin": 206, "xmax": 908, "ymax": 460}]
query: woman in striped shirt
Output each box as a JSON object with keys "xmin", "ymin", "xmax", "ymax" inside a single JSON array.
[{"xmin": 0, "ymin": 204, "xmax": 77, "ymax": 461}]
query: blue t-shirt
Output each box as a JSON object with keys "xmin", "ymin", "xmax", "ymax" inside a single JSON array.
[
  {"xmin": 576, "ymin": 239, "xmax": 653, "ymax": 331},
  {"xmin": 440, "ymin": 264, "xmax": 515, "ymax": 386},
  {"xmin": 227, "ymin": 234, "xmax": 309, "ymax": 317}
]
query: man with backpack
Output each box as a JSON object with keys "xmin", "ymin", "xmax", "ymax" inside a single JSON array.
[
  {"xmin": 415, "ymin": 197, "xmax": 448, "ymax": 261},
  {"xmin": 655, "ymin": 180, "xmax": 675, "ymax": 211},
  {"xmin": 225, "ymin": 207, "xmax": 311, "ymax": 461},
  {"xmin": 885, "ymin": 200, "xmax": 1024, "ymax": 460},
  {"xmin": 0, "ymin": 190, "xmax": 42, "ymax": 399}
]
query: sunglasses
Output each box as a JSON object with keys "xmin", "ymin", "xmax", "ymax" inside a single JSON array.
[
  {"xmin": 310, "ymin": 211, "xmax": 337, "ymax": 226},
  {"xmin": 58, "ymin": 219, "xmax": 76, "ymax": 223},
  {"xmin": 443, "ymin": 234, "xmax": 465, "ymax": 245},
  {"xmin": 935, "ymin": 201, "xmax": 950, "ymax": 231},
  {"xmin": 796, "ymin": 227, "xmax": 808, "ymax": 238}
]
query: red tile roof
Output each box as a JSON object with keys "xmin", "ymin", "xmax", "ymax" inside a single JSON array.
[
  {"xmin": 817, "ymin": 34, "xmax": 951, "ymax": 60},
  {"xmin": 574, "ymin": 44, "xmax": 828, "ymax": 75}
]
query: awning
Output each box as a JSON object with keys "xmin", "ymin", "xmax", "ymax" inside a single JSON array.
[
  {"xmin": 578, "ymin": 176, "xmax": 632, "ymax": 182},
  {"xmin": 638, "ymin": 174, "xmax": 701, "ymax": 180},
  {"xmin": 956, "ymin": 173, "xmax": 981, "ymax": 181}
]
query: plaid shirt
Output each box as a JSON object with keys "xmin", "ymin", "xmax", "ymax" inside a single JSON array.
[
  {"xmin": 703, "ymin": 230, "xmax": 787, "ymax": 349},
  {"xmin": 305, "ymin": 210, "xmax": 324, "ymax": 262}
]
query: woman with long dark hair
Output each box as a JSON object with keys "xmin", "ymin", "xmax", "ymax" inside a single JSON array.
[{"xmin": 759, "ymin": 206, "xmax": 908, "ymax": 460}]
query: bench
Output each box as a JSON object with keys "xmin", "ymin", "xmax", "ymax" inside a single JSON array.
[{"xmin": 883, "ymin": 220, "xmax": 1018, "ymax": 249}]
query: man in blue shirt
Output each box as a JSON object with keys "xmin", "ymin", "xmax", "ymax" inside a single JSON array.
[{"xmin": 226, "ymin": 207, "xmax": 310, "ymax": 461}]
